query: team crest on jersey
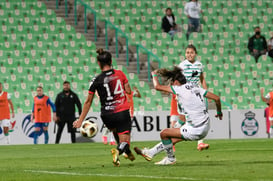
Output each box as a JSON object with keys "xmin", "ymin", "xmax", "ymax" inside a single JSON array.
[{"xmin": 241, "ymin": 111, "xmax": 259, "ymax": 136}]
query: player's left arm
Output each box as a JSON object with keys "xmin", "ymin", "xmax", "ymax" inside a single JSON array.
[
  {"xmin": 152, "ymin": 71, "xmax": 173, "ymax": 93},
  {"xmin": 47, "ymin": 98, "xmax": 57, "ymax": 122},
  {"xmin": 8, "ymin": 99, "xmax": 15, "ymax": 118},
  {"xmin": 205, "ymin": 91, "xmax": 222, "ymax": 120},
  {"xmin": 122, "ymin": 71, "xmax": 132, "ymax": 95}
]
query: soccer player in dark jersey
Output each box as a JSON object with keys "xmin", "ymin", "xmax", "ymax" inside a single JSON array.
[{"xmin": 73, "ymin": 48, "xmax": 135, "ymax": 166}]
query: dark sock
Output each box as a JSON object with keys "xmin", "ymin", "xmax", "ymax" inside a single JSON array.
[{"xmin": 117, "ymin": 142, "xmax": 130, "ymax": 155}]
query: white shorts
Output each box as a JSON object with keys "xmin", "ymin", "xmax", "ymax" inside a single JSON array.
[
  {"xmin": 269, "ymin": 117, "xmax": 273, "ymax": 121},
  {"xmin": 0, "ymin": 119, "xmax": 11, "ymax": 127},
  {"xmin": 180, "ymin": 119, "xmax": 210, "ymax": 141},
  {"xmin": 170, "ymin": 115, "xmax": 179, "ymax": 122}
]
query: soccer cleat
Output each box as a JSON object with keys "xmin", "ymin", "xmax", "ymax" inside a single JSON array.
[
  {"xmin": 111, "ymin": 148, "xmax": 120, "ymax": 167},
  {"xmin": 109, "ymin": 141, "xmax": 116, "ymax": 145},
  {"xmin": 197, "ymin": 143, "xmax": 210, "ymax": 151},
  {"xmin": 155, "ymin": 157, "xmax": 176, "ymax": 165},
  {"xmin": 134, "ymin": 147, "xmax": 153, "ymax": 161},
  {"xmin": 102, "ymin": 136, "xmax": 108, "ymax": 145}
]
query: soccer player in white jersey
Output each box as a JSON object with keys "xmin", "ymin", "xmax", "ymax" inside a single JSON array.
[
  {"xmin": 140, "ymin": 67, "xmax": 222, "ymax": 165},
  {"xmin": 178, "ymin": 44, "xmax": 209, "ymax": 150},
  {"xmin": 141, "ymin": 44, "xmax": 209, "ymax": 160}
]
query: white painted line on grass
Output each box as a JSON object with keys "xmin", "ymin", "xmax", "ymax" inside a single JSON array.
[{"xmin": 24, "ymin": 170, "xmax": 217, "ymax": 181}]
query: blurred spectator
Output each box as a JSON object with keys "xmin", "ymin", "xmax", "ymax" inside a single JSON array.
[
  {"xmin": 55, "ymin": 81, "xmax": 82, "ymax": 144},
  {"xmin": 247, "ymin": 26, "xmax": 267, "ymax": 63},
  {"xmin": 162, "ymin": 8, "xmax": 178, "ymax": 40},
  {"xmin": 184, "ymin": 0, "xmax": 203, "ymax": 40},
  {"xmin": 267, "ymin": 35, "xmax": 273, "ymax": 58}
]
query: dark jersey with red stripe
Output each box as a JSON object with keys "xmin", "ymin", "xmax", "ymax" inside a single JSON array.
[{"xmin": 89, "ymin": 69, "xmax": 130, "ymax": 115}]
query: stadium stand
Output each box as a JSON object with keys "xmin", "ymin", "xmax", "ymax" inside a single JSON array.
[
  {"xmin": 0, "ymin": 0, "xmax": 170, "ymax": 113},
  {"xmin": 84, "ymin": 0, "xmax": 272, "ymax": 109},
  {"xmin": 1, "ymin": 0, "xmax": 272, "ymax": 113}
]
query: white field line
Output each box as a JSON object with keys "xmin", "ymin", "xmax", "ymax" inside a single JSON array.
[{"xmin": 24, "ymin": 170, "xmax": 217, "ymax": 181}]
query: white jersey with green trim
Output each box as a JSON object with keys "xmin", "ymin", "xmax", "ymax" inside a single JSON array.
[
  {"xmin": 171, "ymin": 83, "xmax": 209, "ymax": 127},
  {"xmin": 178, "ymin": 59, "xmax": 203, "ymax": 86}
]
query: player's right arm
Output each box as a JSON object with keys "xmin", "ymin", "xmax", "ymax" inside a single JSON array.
[
  {"xmin": 152, "ymin": 71, "xmax": 173, "ymax": 93},
  {"xmin": 73, "ymin": 93, "xmax": 94, "ymax": 128},
  {"xmin": 73, "ymin": 77, "xmax": 97, "ymax": 128},
  {"xmin": 205, "ymin": 91, "xmax": 222, "ymax": 120}
]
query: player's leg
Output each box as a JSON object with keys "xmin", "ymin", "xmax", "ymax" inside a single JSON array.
[
  {"xmin": 115, "ymin": 110, "xmax": 135, "ymax": 164},
  {"xmin": 269, "ymin": 117, "xmax": 273, "ymax": 137},
  {"xmin": 197, "ymin": 98, "xmax": 210, "ymax": 151},
  {"xmin": 134, "ymin": 116, "xmax": 185, "ymax": 161},
  {"xmin": 43, "ymin": 123, "xmax": 49, "ymax": 144},
  {"xmin": 1, "ymin": 119, "xmax": 11, "ymax": 144},
  {"xmin": 55, "ymin": 119, "xmax": 65, "ymax": 144},
  {"xmin": 34, "ymin": 123, "xmax": 41, "ymax": 144},
  {"xmin": 155, "ymin": 128, "xmax": 182, "ymax": 165},
  {"xmin": 102, "ymin": 127, "xmax": 110, "ymax": 144},
  {"xmin": 2, "ymin": 119, "xmax": 11, "ymax": 144},
  {"xmin": 102, "ymin": 110, "xmax": 134, "ymax": 166},
  {"xmin": 112, "ymin": 130, "xmax": 120, "ymax": 144},
  {"xmin": 67, "ymin": 119, "xmax": 76, "ymax": 143},
  {"xmin": 197, "ymin": 139, "xmax": 210, "ymax": 151},
  {"xmin": 109, "ymin": 132, "xmax": 116, "ymax": 145}
]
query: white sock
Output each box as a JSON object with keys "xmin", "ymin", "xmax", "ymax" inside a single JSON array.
[
  {"xmin": 102, "ymin": 128, "xmax": 110, "ymax": 137},
  {"xmin": 110, "ymin": 133, "xmax": 115, "ymax": 142},
  {"xmin": 149, "ymin": 142, "xmax": 165, "ymax": 157},
  {"xmin": 198, "ymin": 140, "xmax": 203, "ymax": 145},
  {"xmin": 270, "ymin": 128, "xmax": 273, "ymax": 134},
  {"xmin": 5, "ymin": 135, "xmax": 10, "ymax": 144},
  {"xmin": 162, "ymin": 139, "xmax": 175, "ymax": 161}
]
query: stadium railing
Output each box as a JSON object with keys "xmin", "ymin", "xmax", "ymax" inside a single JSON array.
[{"xmin": 57, "ymin": 0, "xmax": 163, "ymax": 81}]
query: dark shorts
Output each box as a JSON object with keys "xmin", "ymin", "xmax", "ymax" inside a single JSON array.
[
  {"xmin": 34, "ymin": 122, "xmax": 49, "ymax": 128},
  {"xmin": 101, "ymin": 110, "xmax": 132, "ymax": 134}
]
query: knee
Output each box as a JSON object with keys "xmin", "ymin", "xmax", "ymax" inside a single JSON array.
[{"xmin": 160, "ymin": 129, "xmax": 169, "ymax": 139}]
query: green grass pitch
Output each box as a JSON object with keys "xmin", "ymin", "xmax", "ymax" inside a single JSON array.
[{"xmin": 1, "ymin": 139, "xmax": 273, "ymax": 181}]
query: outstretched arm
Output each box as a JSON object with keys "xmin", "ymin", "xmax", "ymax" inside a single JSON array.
[
  {"xmin": 205, "ymin": 91, "xmax": 222, "ymax": 120},
  {"xmin": 152, "ymin": 71, "xmax": 172, "ymax": 93}
]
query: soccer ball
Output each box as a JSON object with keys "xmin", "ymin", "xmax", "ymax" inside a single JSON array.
[{"xmin": 80, "ymin": 120, "xmax": 98, "ymax": 138}]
